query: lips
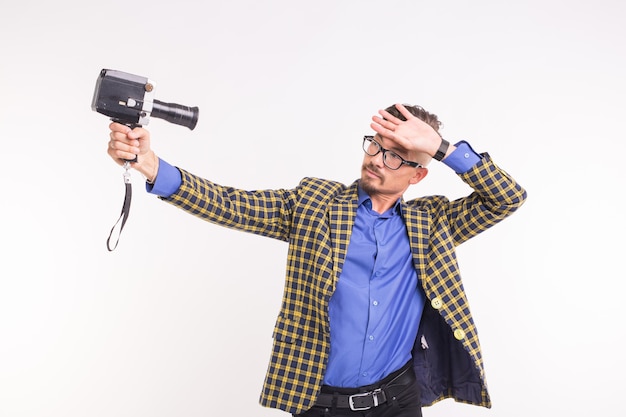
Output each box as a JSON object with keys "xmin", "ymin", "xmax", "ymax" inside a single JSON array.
[{"xmin": 364, "ymin": 164, "xmax": 382, "ymax": 179}]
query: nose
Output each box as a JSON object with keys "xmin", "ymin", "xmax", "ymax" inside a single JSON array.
[{"xmin": 371, "ymin": 150, "xmax": 385, "ymax": 168}]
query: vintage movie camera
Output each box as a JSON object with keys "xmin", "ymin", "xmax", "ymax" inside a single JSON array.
[{"xmin": 91, "ymin": 68, "xmax": 199, "ymax": 132}]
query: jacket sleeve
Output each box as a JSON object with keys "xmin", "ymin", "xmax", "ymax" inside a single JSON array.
[
  {"xmin": 445, "ymin": 153, "xmax": 527, "ymax": 245},
  {"xmin": 159, "ymin": 168, "xmax": 299, "ymax": 241}
]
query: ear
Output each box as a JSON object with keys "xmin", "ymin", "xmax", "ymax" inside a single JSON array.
[{"xmin": 409, "ymin": 167, "xmax": 428, "ymax": 185}]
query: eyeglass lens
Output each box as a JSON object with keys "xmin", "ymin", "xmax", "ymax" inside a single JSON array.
[{"xmin": 363, "ymin": 137, "xmax": 404, "ymax": 170}]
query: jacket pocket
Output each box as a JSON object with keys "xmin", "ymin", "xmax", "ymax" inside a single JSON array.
[{"xmin": 272, "ymin": 315, "xmax": 304, "ymax": 344}]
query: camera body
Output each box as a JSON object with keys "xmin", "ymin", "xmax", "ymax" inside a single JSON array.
[{"xmin": 91, "ymin": 69, "xmax": 199, "ymax": 130}]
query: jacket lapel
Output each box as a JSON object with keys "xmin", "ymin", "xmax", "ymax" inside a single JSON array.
[
  {"xmin": 328, "ymin": 181, "xmax": 359, "ymax": 284},
  {"xmin": 401, "ymin": 203, "xmax": 431, "ymax": 286},
  {"xmin": 327, "ymin": 184, "xmax": 431, "ymax": 289}
]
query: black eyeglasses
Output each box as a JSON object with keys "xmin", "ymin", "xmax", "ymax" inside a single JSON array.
[{"xmin": 362, "ymin": 136, "xmax": 423, "ymax": 170}]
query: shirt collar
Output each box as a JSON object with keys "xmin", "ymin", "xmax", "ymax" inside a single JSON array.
[{"xmin": 357, "ymin": 183, "xmax": 402, "ymax": 216}]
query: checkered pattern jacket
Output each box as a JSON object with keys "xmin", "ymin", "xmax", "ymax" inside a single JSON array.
[{"xmin": 162, "ymin": 154, "xmax": 527, "ymax": 414}]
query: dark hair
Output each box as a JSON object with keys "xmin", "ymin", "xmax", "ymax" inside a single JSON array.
[{"xmin": 384, "ymin": 104, "xmax": 442, "ymax": 133}]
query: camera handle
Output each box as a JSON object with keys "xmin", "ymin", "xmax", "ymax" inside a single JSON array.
[
  {"xmin": 116, "ymin": 120, "xmax": 139, "ymax": 163},
  {"xmin": 106, "ymin": 121, "xmax": 139, "ymax": 251}
]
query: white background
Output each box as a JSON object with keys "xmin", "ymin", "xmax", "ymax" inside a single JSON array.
[{"xmin": 1, "ymin": 1, "xmax": 624, "ymax": 416}]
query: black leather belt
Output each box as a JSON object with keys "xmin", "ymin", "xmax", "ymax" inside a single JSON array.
[{"xmin": 315, "ymin": 366, "xmax": 416, "ymax": 411}]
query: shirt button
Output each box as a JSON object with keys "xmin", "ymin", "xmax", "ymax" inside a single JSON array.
[
  {"xmin": 372, "ymin": 300, "xmax": 379, "ymax": 306},
  {"xmin": 464, "ymin": 153, "xmax": 470, "ymax": 159},
  {"xmin": 369, "ymin": 335, "xmax": 375, "ymax": 341},
  {"xmin": 454, "ymin": 329, "xmax": 466, "ymax": 340},
  {"xmin": 431, "ymin": 297, "xmax": 443, "ymax": 309}
]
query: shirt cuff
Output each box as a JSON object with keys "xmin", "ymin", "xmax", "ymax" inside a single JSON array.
[
  {"xmin": 145, "ymin": 158, "xmax": 182, "ymax": 197},
  {"xmin": 441, "ymin": 141, "xmax": 482, "ymax": 173}
]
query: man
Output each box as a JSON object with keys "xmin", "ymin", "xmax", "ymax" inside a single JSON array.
[{"xmin": 107, "ymin": 103, "xmax": 527, "ymax": 417}]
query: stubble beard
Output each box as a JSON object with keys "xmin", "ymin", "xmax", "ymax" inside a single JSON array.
[{"xmin": 360, "ymin": 163, "xmax": 384, "ymax": 196}]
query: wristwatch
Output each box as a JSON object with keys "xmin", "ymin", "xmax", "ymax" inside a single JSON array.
[{"xmin": 433, "ymin": 138, "xmax": 450, "ymax": 161}]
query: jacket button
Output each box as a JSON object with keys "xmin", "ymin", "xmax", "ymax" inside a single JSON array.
[
  {"xmin": 431, "ymin": 297, "xmax": 443, "ymax": 309},
  {"xmin": 454, "ymin": 329, "xmax": 465, "ymax": 340}
]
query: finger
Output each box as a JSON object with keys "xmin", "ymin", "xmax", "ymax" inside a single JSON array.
[
  {"xmin": 378, "ymin": 109, "xmax": 402, "ymax": 125},
  {"xmin": 109, "ymin": 135, "xmax": 139, "ymax": 153},
  {"xmin": 394, "ymin": 103, "xmax": 415, "ymax": 120},
  {"xmin": 109, "ymin": 121, "xmax": 131, "ymax": 134},
  {"xmin": 110, "ymin": 131, "xmax": 126, "ymax": 142},
  {"xmin": 107, "ymin": 143, "xmax": 124, "ymax": 166},
  {"xmin": 108, "ymin": 144, "xmax": 138, "ymax": 162},
  {"xmin": 110, "ymin": 130, "xmax": 140, "ymax": 147},
  {"xmin": 372, "ymin": 115, "xmax": 397, "ymax": 131},
  {"xmin": 126, "ymin": 126, "xmax": 150, "ymax": 141},
  {"xmin": 370, "ymin": 122, "xmax": 397, "ymax": 139}
]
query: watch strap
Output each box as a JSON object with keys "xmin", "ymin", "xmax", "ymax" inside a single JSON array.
[{"xmin": 433, "ymin": 138, "xmax": 450, "ymax": 161}]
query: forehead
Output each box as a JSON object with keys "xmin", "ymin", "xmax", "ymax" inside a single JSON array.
[
  {"xmin": 374, "ymin": 134, "xmax": 404, "ymax": 153},
  {"xmin": 372, "ymin": 134, "xmax": 422, "ymax": 163}
]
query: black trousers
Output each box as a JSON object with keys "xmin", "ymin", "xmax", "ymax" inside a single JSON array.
[{"xmin": 293, "ymin": 364, "xmax": 422, "ymax": 417}]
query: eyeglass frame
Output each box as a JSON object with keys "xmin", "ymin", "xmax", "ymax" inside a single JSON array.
[{"xmin": 362, "ymin": 135, "xmax": 424, "ymax": 170}]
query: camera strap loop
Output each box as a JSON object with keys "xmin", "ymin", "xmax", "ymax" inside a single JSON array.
[{"xmin": 106, "ymin": 162, "xmax": 132, "ymax": 251}]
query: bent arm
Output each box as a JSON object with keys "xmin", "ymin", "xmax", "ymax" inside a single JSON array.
[{"xmin": 447, "ymin": 154, "xmax": 527, "ymax": 244}]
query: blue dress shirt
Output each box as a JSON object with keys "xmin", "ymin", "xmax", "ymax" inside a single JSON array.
[{"xmin": 322, "ymin": 189, "xmax": 425, "ymax": 387}]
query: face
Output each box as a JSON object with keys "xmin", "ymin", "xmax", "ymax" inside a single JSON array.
[{"xmin": 360, "ymin": 135, "xmax": 427, "ymax": 198}]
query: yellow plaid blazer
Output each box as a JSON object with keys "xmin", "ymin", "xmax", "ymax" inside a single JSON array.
[{"xmin": 162, "ymin": 154, "xmax": 527, "ymax": 414}]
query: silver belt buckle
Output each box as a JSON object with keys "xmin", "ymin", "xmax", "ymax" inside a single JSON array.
[{"xmin": 348, "ymin": 388, "xmax": 382, "ymax": 411}]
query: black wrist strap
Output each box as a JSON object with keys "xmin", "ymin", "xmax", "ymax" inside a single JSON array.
[
  {"xmin": 107, "ymin": 162, "xmax": 132, "ymax": 251},
  {"xmin": 433, "ymin": 138, "xmax": 450, "ymax": 161},
  {"xmin": 106, "ymin": 121, "xmax": 140, "ymax": 252}
]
